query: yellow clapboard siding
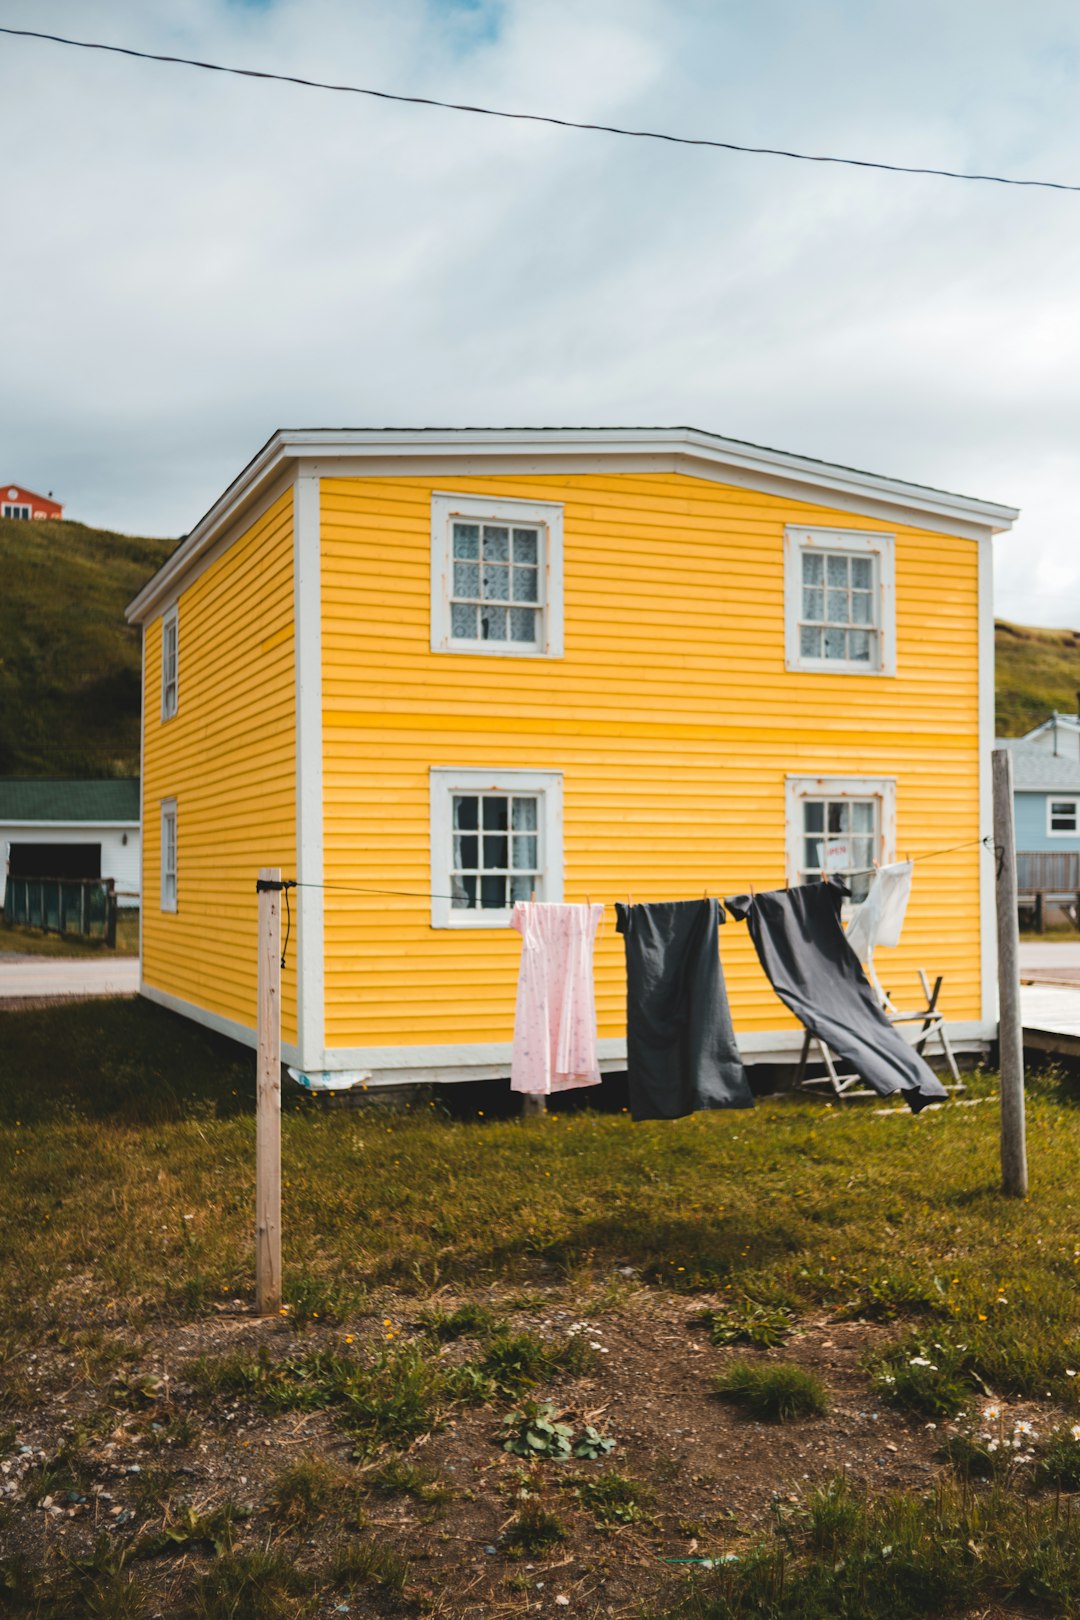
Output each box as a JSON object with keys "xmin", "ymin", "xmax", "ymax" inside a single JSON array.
[
  {"xmin": 317, "ymin": 470, "xmax": 983, "ymax": 1052},
  {"xmin": 142, "ymin": 491, "xmax": 298, "ymax": 1044}
]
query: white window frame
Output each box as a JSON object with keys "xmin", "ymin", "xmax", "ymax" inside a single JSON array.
[
  {"xmin": 785, "ymin": 775, "xmax": 897, "ymax": 893},
  {"xmin": 784, "ymin": 526, "xmax": 896, "ymax": 677},
  {"xmin": 2, "ymin": 503, "xmax": 31, "ymax": 520},
  {"xmin": 161, "ymin": 605, "xmax": 179, "ymax": 720},
  {"xmin": 1047, "ymin": 797, "xmax": 1080, "ymax": 836},
  {"xmin": 430, "ymin": 491, "xmax": 564, "ymax": 658},
  {"xmin": 429, "ymin": 767, "xmax": 563, "ymax": 928},
  {"xmin": 160, "ymin": 799, "xmax": 177, "ymax": 913}
]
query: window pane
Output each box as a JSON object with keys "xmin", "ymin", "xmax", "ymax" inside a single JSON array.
[
  {"xmin": 453, "ymin": 796, "xmax": 479, "ymax": 830},
  {"xmin": 481, "ymin": 606, "xmax": 508, "ymax": 640},
  {"xmin": 453, "ymin": 523, "xmax": 480, "ymax": 559},
  {"xmin": 851, "ymin": 836, "xmax": 875, "ymax": 870},
  {"xmin": 453, "ymin": 834, "xmax": 478, "ymax": 869},
  {"xmin": 510, "ymin": 874, "xmax": 534, "ymax": 903},
  {"xmin": 800, "ymin": 625, "xmax": 822, "ymax": 658},
  {"xmin": 483, "ymin": 526, "xmax": 510, "ymax": 562},
  {"xmin": 828, "ymin": 801, "xmax": 849, "ymax": 834},
  {"xmin": 851, "ymin": 555, "xmax": 872, "ymax": 588},
  {"xmin": 452, "ymin": 874, "xmax": 476, "ymax": 909},
  {"xmin": 804, "ymin": 801, "xmax": 824, "ymax": 833},
  {"xmin": 512, "ymin": 834, "xmax": 537, "ymax": 869},
  {"xmin": 823, "ymin": 627, "xmax": 847, "ymax": 659},
  {"xmin": 483, "ymin": 797, "xmax": 508, "ymax": 830},
  {"xmin": 849, "ymin": 630, "xmax": 872, "ymax": 662},
  {"xmin": 512, "ymin": 797, "xmax": 538, "ymax": 831},
  {"xmin": 513, "ymin": 528, "xmax": 538, "ymax": 564},
  {"xmin": 802, "ymin": 551, "xmax": 823, "ymax": 584},
  {"xmin": 483, "ymin": 564, "xmax": 510, "ymax": 601},
  {"xmin": 451, "ymin": 602, "xmax": 477, "ymax": 640},
  {"xmin": 851, "ymin": 591, "xmax": 873, "ymax": 625},
  {"xmin": 802, "ymin": 586, "xmax": 824, "ymax": 620},
  {"xmin": 453, "ymin": 561, "xmax": 480, "ymax": 597},
  {"xmin": 827, "ymin": 588, "xmax": 848, "ymax": 623},
  {"xmin": 804, "ymin": 837, "xmax": 822, "ymax": 871},
  {"xmin": 510, "ymin": 607, "xmax": 537, "ymax": 642},
  {"xmin": 849, "ymin": 869, "xmax": 873, "ymax": 904},
  {"xmin": 480, "ymin": 874, "xmax": 507, "ymax": 909},
  {"xmin": 852, "ymin": 801, "xmax": 875, "ymax": 832},
  {"xmin": 483, "ymin": 835, "xmax": 508, "ymax": 868},
  {"xmin": 826, "ymin": 554, "xmax": 848, "ymax": 586},
  {"xmin": 512, "ymin": 567, "xmax": 539, "ymax": 603}
]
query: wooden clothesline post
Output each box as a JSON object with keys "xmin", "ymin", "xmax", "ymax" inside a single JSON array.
[
  {"xmin": 256, "ymin": 867, "xmax": 283, "ymax": 1314},
  {"xmin": 992, "ymin": 750, "xmax": 1028, "ymax": 1198}
]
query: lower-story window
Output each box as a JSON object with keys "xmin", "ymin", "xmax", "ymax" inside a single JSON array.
[
  {"xmin": 160, "ymin": 798, "xmax": 177, "ymax": 912},
  {"xmin": 786, "ymin": 776, "xmax": 895, "ymax": 904},
  {"xmin": 430, "ymin": 768, "xmax": 563, "ymax": 927}
]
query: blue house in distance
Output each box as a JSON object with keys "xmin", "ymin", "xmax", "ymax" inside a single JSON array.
[{"xmin": 1000, "ymin": 726, "xmax": 1080, "ymax": 929}]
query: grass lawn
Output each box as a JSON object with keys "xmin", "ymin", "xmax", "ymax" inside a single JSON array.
[
  {"xmin": 4, "ymin": 999, "xmax": 1080, "ymax": 1617},
  {"xmin": 0, "ymin": 910, "xmax": 139, "ymax": 958}
]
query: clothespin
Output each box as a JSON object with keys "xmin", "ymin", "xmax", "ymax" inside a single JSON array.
[{"xmin": 530, "ymin": 888, "xmax": 536, "ymax": 904}]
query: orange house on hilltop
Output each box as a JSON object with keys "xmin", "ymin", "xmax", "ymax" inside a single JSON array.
[{"xmin": 2, "ymin": 484, "xmax": 63, "ymax": 520}]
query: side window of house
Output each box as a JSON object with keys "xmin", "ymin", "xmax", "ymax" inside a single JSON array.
[
  {"xmin": 1048, "ymin": 798, "xmax": 1079, "ymax": 835},
  {"xmin": 160, "ymin": 799, "xmax": 177, "ymax": 912},
  {"xmin": 784, "ymin": 527, "xmax": 896, "ymax": 676},
  {"xmin": 786, "ymin": 776, "xmax": 896, "ymax": 903},
  {"xmin": 161, "ymin": 606, "xmax": 179, "ymax": 719},
  {"xmin": 430, "ymin": 493, "xmax": 564, "ymax": 657},
  {"xmin": 429, "ymin": 769, "xmax": 563, "ymax": 926}
]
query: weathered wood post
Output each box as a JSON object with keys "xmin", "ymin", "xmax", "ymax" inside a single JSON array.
[
  {"xmin": 256, "ymin": 868, "xmax": 283, "ymax": 1313},
  {"xmin": 992, "ymin": 749, "xmax": 1028, "ymax": 1197},
  {"xmin": 521, "ymin": 1095, "xmax": 548, "ymax": 1118}
]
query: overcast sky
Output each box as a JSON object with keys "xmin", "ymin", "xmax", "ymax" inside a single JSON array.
[{"xmin": 3, "ymin": 0, "xmax": 1080, "ymax": 626}]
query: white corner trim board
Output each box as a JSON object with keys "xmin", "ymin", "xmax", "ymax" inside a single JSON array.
[
  {"xmin": 293, "ymin": 472, "xmax": 325, "ymax": 1073},
  {"xmin": 977, "ymin": 536, "xmax": 997, "ymax": 1027}
]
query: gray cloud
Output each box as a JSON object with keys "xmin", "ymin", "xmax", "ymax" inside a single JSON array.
[{"xmin": 3, "ymin": 0, "xmax": 1080, "ymax": 623}]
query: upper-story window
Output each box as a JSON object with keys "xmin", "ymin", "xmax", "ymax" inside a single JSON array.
[
  {"xmin": 161, "ymin": 606, "xmax": 179, "ymax": 720},
  {"xmin": 431, "ymin": 493, "xmax": 564, "ymax": 658},
  {"xmin": 784, "ymin": 527, "xmax": 895, "ymax": 676}
]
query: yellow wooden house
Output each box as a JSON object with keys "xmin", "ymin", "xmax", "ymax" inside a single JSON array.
[{"xmin": 126, "ymin": 428, "xmax": 1017, "ymax": 1088}]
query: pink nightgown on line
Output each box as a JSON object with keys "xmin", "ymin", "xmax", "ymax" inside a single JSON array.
[{"xmin": 509, "ymin": 901, "xmax": 605, "ymax": 1094}]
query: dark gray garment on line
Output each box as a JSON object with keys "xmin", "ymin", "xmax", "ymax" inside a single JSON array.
[
  {"xmin": 724, "ymin": 881, "xmax": 948, "ymax": 1115},
  {"xmin": 615, "ymin": 898, "xmax": 754, "ymax": 1121}
]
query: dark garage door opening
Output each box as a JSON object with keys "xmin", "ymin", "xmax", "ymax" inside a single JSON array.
[{"xmin": 8, "ymin": 843, "xmax": 102, "ymax": 880}]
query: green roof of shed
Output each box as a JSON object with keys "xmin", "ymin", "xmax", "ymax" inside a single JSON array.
[{"xmin": 0, "ymin": 779, "xmax": 140, "ymax": 823}]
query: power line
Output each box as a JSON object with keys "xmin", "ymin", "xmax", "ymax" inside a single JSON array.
[{"xmin": 2, "ymin": 23, "xmax": 1079, "ymax": 194}]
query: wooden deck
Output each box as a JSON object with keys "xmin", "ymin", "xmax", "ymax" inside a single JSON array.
[{"xmin": 1021, "ymin": 981, "xmax": 1080, "ymax": 1057}]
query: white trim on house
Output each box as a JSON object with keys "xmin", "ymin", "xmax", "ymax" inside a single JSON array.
[
  {"xmin": 160, "ymin": 799, "xmax": 177, "ymax": 913},
  {"xmin": 140, "ymin": 981, "xmax": 300, "ymax": 1067},
  {"xmin": 430, "ymin": 490, "xmax": 564, "ymax": 658},
  {"xmin": 125, "ymin": 428, "xmax": 1018, "ymax": 626},
  {"xmin": 294, "ymin": 472, "xmax": 325, "ymax": 1073},
  {"xmin": 978, "ymin": 538, "xmax": 997, "ymax": 1027},
  {"xmin": 784, "ymin": 526, "xmax": 896, "ymax": 676},
  {"xmin": 784, "ymin": 774, "xmax": 897, "ymax": 887},
  {"xmin": 429, "ymin": 767, "xmax": 563, "ymax": 928},
  {"xmin": 161, "ymin": 604, "xmax": 178, "ymax": 720},
  {"xmin": 1046, "ymin": 797, "xmax": 1080, "ymax": 836},
  {"xmin": 139, "ymin": 622, "xmax": 146, "ymax": 973}
]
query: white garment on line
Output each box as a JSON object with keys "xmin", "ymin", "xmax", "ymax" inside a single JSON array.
[
  {"xmin": 510, "ymin": 901, "xmax": 604, "ymax": 1094},
  {"xmin": 844, "ymin": 860, "xmax": 914, "ymax": 963}
]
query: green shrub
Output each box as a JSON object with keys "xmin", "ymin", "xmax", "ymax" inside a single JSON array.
[
  {"xmin": 701, "ymin": 1299, "xmax": 795, "ymax": 1349},
  {"xmin": 872, "ymin": 1339, "xmax": 979, "ymax": 1419},
  {"xmin": 502, "ymin": 1500, "xmax": 568, "ymax": 1555}
]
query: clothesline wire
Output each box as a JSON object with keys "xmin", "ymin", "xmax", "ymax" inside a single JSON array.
[{"xmin": 279, "ymin": 834, "xmax": 996, "ymax": 905}]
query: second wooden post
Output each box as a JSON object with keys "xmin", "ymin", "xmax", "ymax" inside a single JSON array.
[{"xmin": 256, "ymin": 868, "xmax": 283, "ymax": 1314}]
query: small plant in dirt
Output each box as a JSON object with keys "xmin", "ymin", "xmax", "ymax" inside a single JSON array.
[
  {"xmin": 418, "ymin": 1301, "xmax": 506, "ymax": 1340},
  {"xmin": 330, "ymin": 1538, "xmax": 409, "ymax": 1594},
  {"xmin": 713, "ymin": 1359, "xmax": 828, "ymax": 1421},
  {"xmin": 571, "ymin": 1471, "xmax": 651, "ymax": 1526},
  {"xmin": 281, "ymin": 1271, "xmax": 365, "ymax": 1326},
  {"xmin": 270, "ymin": 1456, "xmax": 365, "ymax": 1523},
  {"xmin": 137, "ymin": 1500, "xmax": 245, "ymax": 1558},
  {"xmin": 501, "ymin": 1401, "xmax": 574, "ymax": 1459},
  {"xmin": 573, "ymin": 1422, "xmax": 615, "ymax": 1459},
  {"xmin": 701, "ymin": 1299, "xmax": 795, "ymax": 1349},
  {"xmin": 836, "ymin": 1268, "xmax": 941, "ymax": 1323},
  {"xmin": 502, "ymin": 1499, "xmax": 568, "ymax": 1556},
  {"xmin": 803, "ymin": 1475, "xmax": 862, "ymax": 1555},
  {"xmin": 191, "ymin": 1547, "xmax": 308, "ymax": 1618},
  {"xmin": 479, "ymin": 1330, "xmax": 595, "ymax": 1396},
  {"xmin": 1034, "ymin": 1423, "xmax": 1080, "ymax": 1490},
  {"xmin": 366, "ymin": 1458, "xmax": 454, "ymax": 1504},
  {"xmin": 872, "ymin": 1337, "xmax": 981, "ymax": 1419}
]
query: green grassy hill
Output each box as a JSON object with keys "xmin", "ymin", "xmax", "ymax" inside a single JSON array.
[
  {"xmin": 0, "ymin": 516, "xmax": 174, "ymax": 777},
  {"xmin": 995, "ymin": 619, "xmax": 1080, "ymax": 737}
]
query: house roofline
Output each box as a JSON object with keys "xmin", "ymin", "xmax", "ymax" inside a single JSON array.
[{"xmin": 125, "ymin": 426, "xmax": 1021, "ymax": 624}]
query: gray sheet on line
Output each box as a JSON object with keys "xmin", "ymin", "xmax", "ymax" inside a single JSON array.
[
  {"xmin": 724, "ymin": 881, "xmax": 948, "ymax": 1114},
  {"xmin": 615, "ymin": 897, "xmax": 754, "ymax": 1121}
]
